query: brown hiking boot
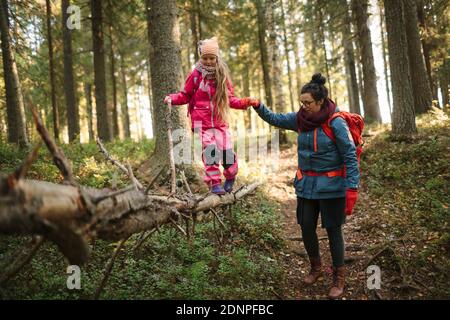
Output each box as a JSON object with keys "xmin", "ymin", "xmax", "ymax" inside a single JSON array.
[
  {"xmin": 303, "ymin": 256, "xmax": 322, "ymax": 285},
  {"xmin": 328, "ymin": 265, "xmax": 346, "ymax": 299}
]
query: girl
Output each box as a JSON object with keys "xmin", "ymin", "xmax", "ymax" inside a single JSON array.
[
  {"xmin": 164, "ymin": 37, "xmax": 259, "ymax": 194},
  {"xmin": 252, "ymin": 74, "xmax": 359, "ymax": 299}
]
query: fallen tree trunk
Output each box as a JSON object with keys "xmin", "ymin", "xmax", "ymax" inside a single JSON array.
[
  {"xmin": 0, "ymin": 174, "xmax": 260, "ymax": 264},
  {"xmin": 0, "ymin": 105, "xmax": 261, "ymax": 268}
]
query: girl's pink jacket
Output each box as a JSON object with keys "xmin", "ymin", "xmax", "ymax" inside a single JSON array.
[{"xmin": 169, "ymin": 69, "xmax": 247, "ymax": 129}]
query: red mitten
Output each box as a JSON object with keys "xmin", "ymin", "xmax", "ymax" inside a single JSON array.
[
  {"xmin": 241, "ymin": 97, "xmax": 260, "ymax": 108},
  {"xmin": 249, "ymin": 97, "xmax": 260, "ymax": 107},
  {"xmin": 345, "ymin": 188, "xmax": 358, "ymax": 216}
]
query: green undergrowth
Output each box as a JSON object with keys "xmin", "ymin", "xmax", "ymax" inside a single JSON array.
[
  {"xmin": 360, "ymin": 109, "xmax": 450, "ymax": 298},
  {"xmin": 0, "ymin": 137, "xmax": 285, "ymax": 299}
]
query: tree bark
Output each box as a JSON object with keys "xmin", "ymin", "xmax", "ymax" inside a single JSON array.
[
  {"xmin": 416, "ymin": 0, "xmax": 436, "ymax": 100},
  {"xmin": 267, "ymin": 0, "xmax": 287, "ymax": 144},
  {"xmin": 46, "ymin": 0, "xmax": 59, "ymax": 141},
  {"xmin": 341, "ymin": 0, "xmax": 360, "ymax": 114},
  {"xmin": 108, "ymin": 23, "xmax": 119, "ymax": 138},
  {"xmin": 255, "ymin": 0, "xmax": 273, "ymax": 107},
  {"xmin": 119, "ymin": 53, "xmax": 131, "ymax": 139},
  {"xmin": 0, "ymin": 0, "xmax": 28, "ymax": 147},
  {"xmin": 84, "ymin": 83, "xmax": 94, "ymax": 142},
  {"xmin": 280, "ymin": 0, "xmax": 294, "ymax": 112},
  {"xmin": 146, "ymin": 0, "xmax": 188, "ymax": 169},
  {"xmin": 384, "ymin": 0, "xmax": 417, "ymax": 137},
  {"xmin": 62, "ymin": 0, "xmax": 80, "ymax": 142},
  {"xmin": 0, "ymin": 175, "xmax": 260, "ymax": 264},
  {"xmin": 190, "ymin": 0, "xmax": 200, "ymax": 62},
  {"xmin": 404, "ymin": 0, "xmax": 433, "ymax": 114},
  {"xmin": 317, "ymin": 5, "xmax": 332, "ymax": 100},
  {"xmin": 378, "ymin": 0, "xmax": 392, "ymax": 117},
  {"xmin": 351, "ymin": 0, "xmax": 382, "ymax": 123},
  {"xmin": 91, "ymin": 0, "xmax": 111, "ymax": 142}
]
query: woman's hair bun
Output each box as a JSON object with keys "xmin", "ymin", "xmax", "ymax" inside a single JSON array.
[{"xmin": 311, "ymin": 73, "xmax": 326, "ymax": 86}]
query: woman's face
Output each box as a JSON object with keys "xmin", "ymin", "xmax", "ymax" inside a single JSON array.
[
  {"xmin": 201, "ymin": 54, "xmax": 217, "ymax": 67},
  {"xmin": 300, "ymin": 93, "xmax": 323, "ymax": 114}
]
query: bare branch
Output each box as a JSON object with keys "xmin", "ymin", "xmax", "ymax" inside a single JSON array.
[
  {"xmin": 0, "ymin": 236, "xmax": 45, "ymax": 286},
  {"xmin": 94, "ymin": 236, "xmax": 129, "ymax": 300},
  {"xmin": 180, "ymin": 170, "xmax": 193, "ymax": 195},
  {"xmin": 13, "ymin": 141, "xmax": 42, "ymax": 180},
  {"xmin": 30, "ymin": 106, "xmax": 76, "ymax": 185},
  {"xmin": 96, "ymin": 138, "xmax": 143, "ymax": 190}
]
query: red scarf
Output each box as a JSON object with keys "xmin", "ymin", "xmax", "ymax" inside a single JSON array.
[{"xmin": 297, "ymin": 99, "xmax": 337, "ymax": 132}]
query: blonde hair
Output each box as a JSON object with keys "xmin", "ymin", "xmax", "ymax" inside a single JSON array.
[{"xmin": 214, "ymin": 57, "xmax": 231, "ymax": 123}]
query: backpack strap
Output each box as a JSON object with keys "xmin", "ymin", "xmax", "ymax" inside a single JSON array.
[{"xmin": 321, "ymin": 112, "xmax": 342, "ymax": 143}]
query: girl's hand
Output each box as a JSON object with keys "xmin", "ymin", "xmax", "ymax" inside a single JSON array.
[{"xmin": 164, "ymin": 96, "xmax": 171, "ymax": 104}]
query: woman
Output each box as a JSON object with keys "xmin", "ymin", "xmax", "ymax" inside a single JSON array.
[{"xmin": 252, "ymin": 73, "xmax": 359, "ymax": 299}]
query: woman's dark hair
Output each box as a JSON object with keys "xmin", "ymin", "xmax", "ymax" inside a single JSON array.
[{"xmin": 300, "ymin": 73, "xmax": 328, "ymax": 102}]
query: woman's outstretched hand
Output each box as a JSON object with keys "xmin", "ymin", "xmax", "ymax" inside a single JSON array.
[
  {"xmin": 164, "ymin": 96, "xmax": 171, "ymax": 104},
  {"xmin": 242, "ymin": 97, "xmax": 260, "ymax": 108}
]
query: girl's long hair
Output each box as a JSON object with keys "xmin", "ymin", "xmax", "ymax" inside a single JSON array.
[{"xmin": 214, "ymin": 57, "xmax": 231, "ymax": 123}]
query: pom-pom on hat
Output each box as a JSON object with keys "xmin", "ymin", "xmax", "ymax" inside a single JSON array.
[{"xmin": 198, "ymin": 37, "xmax": 220, "ymax": 57}]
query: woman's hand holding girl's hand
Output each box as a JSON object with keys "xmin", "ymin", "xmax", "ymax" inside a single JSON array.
[
  {"xmin": 164, "ymin": 96, "xmax": 171, "ymax": 104},
  {"xmin": 249, "ymin": 97, "xmax": 260, "ymax": 108},
  {"xmin": 242, "ymin": 97, "xmax": 260, "ymax": 108}
]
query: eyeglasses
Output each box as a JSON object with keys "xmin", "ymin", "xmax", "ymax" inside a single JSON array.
[{"xmin": 300, "ymin": 100, "xmax": 315, "ymax": 107}]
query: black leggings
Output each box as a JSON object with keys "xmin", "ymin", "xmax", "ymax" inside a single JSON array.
[{"xmin": 297, "ymin": 197, "xmax": 345, "ymax": 268}]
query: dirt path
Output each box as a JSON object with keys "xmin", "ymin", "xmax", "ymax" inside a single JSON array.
[{"xmin": 265, "ymin": 145, "xmax": 372, "ymax": 300}]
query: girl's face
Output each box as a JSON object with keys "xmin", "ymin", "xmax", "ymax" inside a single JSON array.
[
  {"xmin": 300, "ymin": 93, "xmax": 323, "ymax": 114},
  {"xmin": 201, "ymin": 54, "xmax": 217, "ymax": 67}
]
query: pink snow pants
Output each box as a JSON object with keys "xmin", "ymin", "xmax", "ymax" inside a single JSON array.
[{"xmin": 198, "ymin": 126, "xmax": 238, "ymax": 187}]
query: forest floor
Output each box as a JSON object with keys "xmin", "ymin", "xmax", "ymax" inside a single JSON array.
[{"xmin": 264, "ymin": 109, "xmax": 449, "ymax": 300}]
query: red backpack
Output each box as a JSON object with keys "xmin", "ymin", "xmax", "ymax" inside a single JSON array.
[{"xmin": 321, "ymin": 111, "xmax": 364, "ymax": 164}]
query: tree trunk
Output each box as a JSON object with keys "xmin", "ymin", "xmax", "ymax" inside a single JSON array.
[
  {"xmin": 378, "ymin": 0, "xmax": 392, "ymax": 117},
  {"xmin": 280, "ymin": 0, "xmax": 294, "ymax": 112},
  {"xmin": 84, "ymin": 83, "xmax": 94, "ymax": 142},
  {"xmin": 351, "ymin": 0, "xmax": 381, "ymax": 123},
  {"xmin": 416, "ymin": 0, "xmax": 436, "ymax": 100},
  {"xmin": 317, "ymin": 6, "xmax": 332, "ymax": 100},
  {"xmin": 62, "ymin": 0, "xmax": 80, "ymax": 142},
  {"xmin": 91, "ymin": 0, "xmax": 111, "ymax": 142},
  {"xmin": 292, "ymin": 32, "xmax": 302, "ymax": 108},
  {"xmin": 108, "ymin": 23, "xmax": 119, "ymax": 138},
  {"xmin": 384, "ymin": 0, "xmax": 417, "ymax": 137},
  {"xmin": 146, "ymin": 0, "xmax": 188, "ymax": 168},
  {"xmin": 119, "ymin": 53, "xmax": 131, "ymax": 139},
  {"xmin": 439, "ymin": 58, "xmax": 449, "ymax": 108},
  {"xmin": 255, "ymin": 0, "xmax": 273, "ymax": 107},
  {"xmin": 0, "ymin": 0, "xmax": 28, "ymax": 147},
  {"xmin": 242, "ymin": 49, "xmax": 251, "ymax": 130},
  {"xmin": 0, "ymin": 173, "xmax": 260, "ymax": 265},
  {"xmin": 267, "ymin": 0, "xmax": 287, "ymax": 144},
  {"xmin": 189, "ymin": 0, "xmax": 199, "ymax": 62},
  {"xmin": 145, "ymin": 56, "xmax": 156, "ymax": 138},
  {"xmin": 46, "ymin": 0, "xmax": 59, "ymax": 141},
  {"xmin": 340, "ymin": 0, "xmax": 360, "ymax": 114},
  {"xmin": 404, "ymin": 0, "xmax": 433, "ymax": 114}
]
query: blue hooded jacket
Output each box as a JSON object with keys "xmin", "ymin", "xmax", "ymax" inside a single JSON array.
[{"xmin": 255, "ymin": 103, "xmax": 359, "ymax": 199}]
